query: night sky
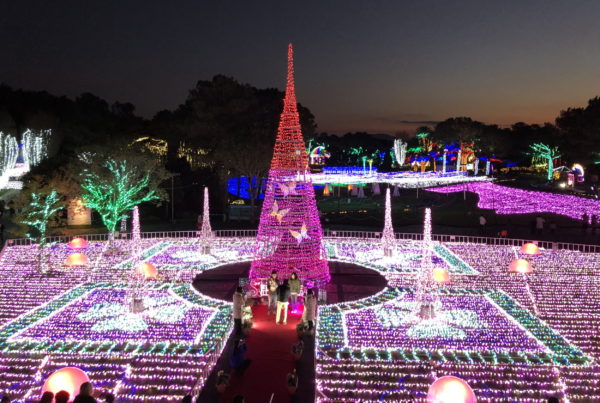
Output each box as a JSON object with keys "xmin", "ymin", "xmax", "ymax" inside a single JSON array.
[{"xmin": 2, "ymin": 1, "xmax": 600, "ymax": 134}]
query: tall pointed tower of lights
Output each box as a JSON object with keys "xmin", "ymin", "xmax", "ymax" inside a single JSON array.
[
  {"xmin": 414, "ymin": 208, "xmax": 438, "ymax": 319},
  {"xmin": 199, "ymin": 187, "xmax": 213, "ymax": 254},
  {"xmin": 250, "ymin": 44, "xmax": 330, "ymax": 284},
  {"xmin": 381, "ymin": 187, "xmax": 395, "ymax": 257}
]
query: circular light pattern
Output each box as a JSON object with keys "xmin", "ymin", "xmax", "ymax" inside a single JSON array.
[
  {"xmin": 427, "ymin": 375, "xmax": 477, "ymax": 403},
  {"xmin": 42, "ymin": 367, "xmax": 90, "ymax": 400},
  {"xmin": 65, "ymin": 253, "xmax": 90, "ymax": 267},
  {"xmin": 508, "ymin": 258, "xmax": 533, "ymax": 273},
  {"xmin": 68, "ymin": 237, "xmax": 88, "ymax": 249},
  {"xmin": 520, "ymin": 243, "xmax": 540, "ymax": 255}
]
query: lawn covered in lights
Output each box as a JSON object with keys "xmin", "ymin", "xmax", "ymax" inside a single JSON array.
[
  {"xmin": 0, "ymin": 283, "xmax": 232, "ymax": 356},
  {"xmin": 317, "ymin": 287, "xmax": 589, "ymax": 366},
  {"xmin": 326, "ymin": 239, "xmax": 479, "ymax": 275}
]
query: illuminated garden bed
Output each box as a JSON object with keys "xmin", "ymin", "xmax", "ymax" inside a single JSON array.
[
  {"xmin": 426, "ymin": 181, "xmax": 600, "ymax": 221},
  {"xmin": 1, "ymin": 236, "xmax": 600, "ymax": 401},
  {"xmin": 318, "ymin": 287, "xmax": 588, "ymax": 366}
]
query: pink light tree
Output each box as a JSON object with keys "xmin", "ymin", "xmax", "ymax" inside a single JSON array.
[{"xmin": 250, "ymin": 44, "xmax": 330, "ymax": 284}]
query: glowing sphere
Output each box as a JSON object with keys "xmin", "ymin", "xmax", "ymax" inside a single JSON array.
[
  {"xmin": 520, "ymin": 242, "xmax": 540, "ymax": 255},
  {"xmin": 427, "ymin": 376, "xmax": 477, "ymax": 403},
  {"xmin": 42, "ymin": 367, "xmax": 90, "ymax": 400},
  {"xmin": 138, "ymin": 262, "xmax": 158, "ymax": 279},
  {"xmin": 508, "ymin": 258, "xmax": 533, "ymax": 274},
  {"xmin": 65, "ymin": 253, "xmax": 89, "ymax": 267},
  {"xmin": 68, "ymin": 237, "xmax": 88, "ymax": 249},
  {"xmin": 433, "ymin": 268, "xmax": 450, "ymax": 283}
]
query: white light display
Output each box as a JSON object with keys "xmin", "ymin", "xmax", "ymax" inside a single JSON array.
[
  {"xmin": 393, "ymin": 139, "xmax": 407, "ymax": 166},
  {"xmin": 22, "ymin": 129, "xmax": 50, "ymax": 170}
]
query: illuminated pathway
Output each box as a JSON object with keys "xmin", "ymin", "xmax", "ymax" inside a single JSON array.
[{"xmin": 219, "ymin": 305, "xmax": 301, "ymax": 403}]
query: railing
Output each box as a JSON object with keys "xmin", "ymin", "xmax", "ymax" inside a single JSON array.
[{"xmin": 5, "ymin": 230, "xmax": 600, "ymax": 253}]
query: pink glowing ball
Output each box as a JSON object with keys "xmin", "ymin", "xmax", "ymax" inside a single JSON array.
[
  {"xmin": 427, "ymin": 376, "xmax": 477, "ymax": 403},
  {"xmin": 42, "ymin": 367, "xmax": 90, "ymax": 401},
  {"xmin": 65, "ymin": 253, "xmax": 89, "ymax": 267},
  {"xmin": 138, "ymin": 262, "xmax": 158, "ymax": 279},
  {"xmin": 508, "ymin": 258, "xmax": 533, "ymax": 274},
  {"xmin": 68, "ymin": 237, "xmax": 88, "ymax": 249},
  {"xmin": 520, "ymin": 242, "xmax": 540, "ymax": 255}
]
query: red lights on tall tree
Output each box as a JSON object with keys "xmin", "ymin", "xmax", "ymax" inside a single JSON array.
[{"xmin": 250, "ymin": 44, "xmax": 330, "ymax": 284}]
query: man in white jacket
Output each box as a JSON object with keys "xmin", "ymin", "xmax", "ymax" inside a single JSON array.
[{"xmin": 233, "ymin": 286, "xmax": 245, "ymax": 337}]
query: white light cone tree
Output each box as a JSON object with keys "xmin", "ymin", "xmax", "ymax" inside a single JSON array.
[
  {"xmin": 199, "ymin": 187, "xmax": 213, "ymax": 254},
  {"xmin": 414, "ymin": 208, "xmax": 440, "ymax": 320},
  {"xmin": 381, "ymin": 188, "xmax": 395, "ymax": 257},
  {"xmin": 127, "ymin": 206, "xmax": 146, "ymax": 312}
]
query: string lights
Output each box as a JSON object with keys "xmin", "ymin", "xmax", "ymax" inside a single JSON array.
[
  {"xmin": 427, "ymin": 181, "xmax": 600, "ymax": 222},
  {"xmin": 250, "ymin": 44, "xmax": 329, "ymax": 283},
  {"xmin": 0, "ymin": 226, "xmax": 598, "ymax": 399},
  {"xmin": 381, "ymin": 188, "xmax": 395, "ymax": 256},
  {"xmin": 199, "ymin": 187, "xmax": 213, "ymax": 254}
]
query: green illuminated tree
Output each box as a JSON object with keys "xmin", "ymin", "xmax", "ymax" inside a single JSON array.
[
  {"xmin": 529, "ymin": 143, "xmax": 561, "ymax": 181},
  {"xmin": 21, "ymin": 189, "xmax": 63, "ymax": 272},
  {"xmin": 80, "ymin": 158, "xmax": 159, "ymax": 240}
]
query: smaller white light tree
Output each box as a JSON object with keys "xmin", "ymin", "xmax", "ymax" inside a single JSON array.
[
  {"xmin": 127, "ymin": 206, "xmax": 147, "ymax": 312},
  {"xmin": 414, "ymin": 208, "xmax": 439, "ymax": 320},
  {"xmin": 199, "ymin": 187, "xmax": 213, "ymax": 254},
  {"xmin": 381, "ymin": 188, "xmax": 395, "ymax": 257},
  {"xmin": 21, "ymin": 189, "xmax": 62, "ymax": 273},
  {"xmin": 80, "ymin": 159, "xmax": 159, "ymax": 243},
  {"xmin": 529, "ymin": 143, "xmax": 561, "ymax": 181}
]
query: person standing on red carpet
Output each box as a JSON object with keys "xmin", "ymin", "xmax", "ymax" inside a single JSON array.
[
  {"xmin": 289, "ymin": 272, "xmax": 301, "ymax": 311},
  {"xmin": 267, "ymin": 271, "xmax": 279, "ymax": 315},
  {"xmin": 276, "ymin": 279, "xmax": 291, "ymax": 324}
]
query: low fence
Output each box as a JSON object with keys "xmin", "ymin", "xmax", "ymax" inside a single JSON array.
[{"xmin": 5, "ymin": 230, "xmax": 600, "ymax": 253}]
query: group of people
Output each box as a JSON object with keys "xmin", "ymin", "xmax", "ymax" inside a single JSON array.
[
  {"xmin": 34, "ymin": 382, "xmax": 111, "ymax": 403},
  {"xmin": 266, "ymin": 270, "xmax": 316, "ymax": 328},
  {"xmin": 232, "ymin": 270, "xmax": 317, "ymax": 332}
]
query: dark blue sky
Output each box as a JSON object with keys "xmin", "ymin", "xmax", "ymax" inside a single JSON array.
[{"xmin": 2, "ymin": 0, "xmax": 600, "ymax": 133}]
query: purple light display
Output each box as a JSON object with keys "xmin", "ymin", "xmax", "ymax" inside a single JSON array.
[{"xmin": 427, "ymin": 181, "xmax": 600, "ymax": 222}]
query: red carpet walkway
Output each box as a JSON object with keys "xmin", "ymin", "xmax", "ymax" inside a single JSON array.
[{"xmin": 220, "ymin": 303, "xmax": 303, "ymax": 403}]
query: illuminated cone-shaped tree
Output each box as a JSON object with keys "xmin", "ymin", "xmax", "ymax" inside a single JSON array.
[
  {"xmin": 250, "ymin": 44, "xmax": 330, "ymax": 284},
  {"xmin": 381, "ymin": 188, "xmax": 395, "ymax": 257},
  {"xmin": 414, "ymin": 208, "xmax": 439, "ymax": 319},
  {"xmin": 127, "ymin": 206, "xmax": 147, "ymax": 312},
  {"xmin": 131, "ymin": 206, "xmax": 141, "ymax": 261},
  {"xmin": 199, "ymin": 187, "xmax": 213, "ymax": 254}
]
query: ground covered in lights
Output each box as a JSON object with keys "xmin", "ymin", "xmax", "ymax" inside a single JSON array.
[
  {"xmin": 318, "ymin": 239, "xmax": 600, "ymax": 402},
  {"xmin": 0, "ymin": 237, "xmax": 599, "ymax": 401},
  {"xmin": 426, "ymin": 181, "xmax": 600, "ymax": 221}
]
